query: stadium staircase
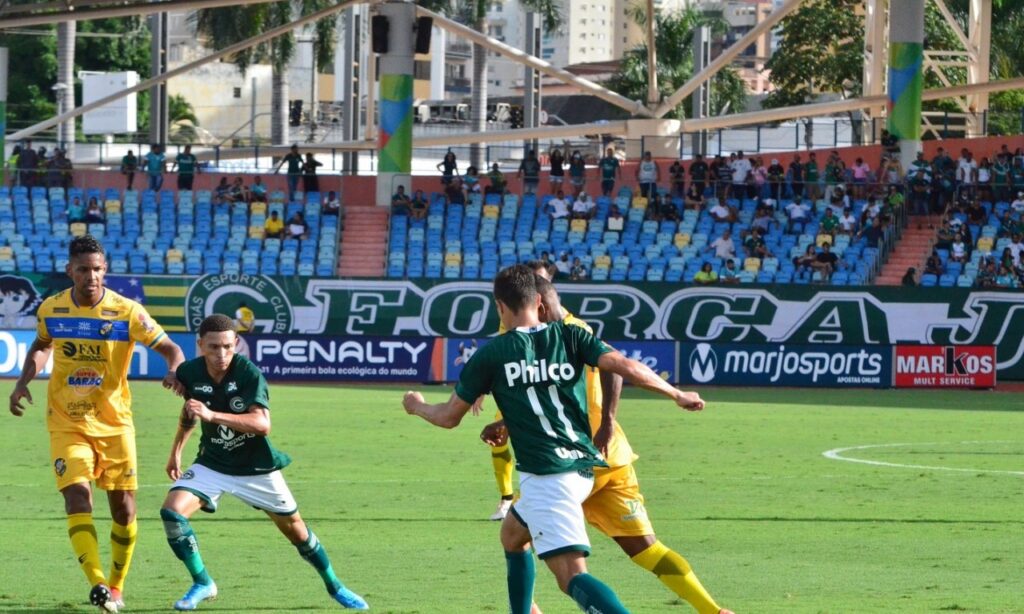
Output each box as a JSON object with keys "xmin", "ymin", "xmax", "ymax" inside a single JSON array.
[
  {"xmin": 875, "ymin": 219, "xmax": 935, "ymax": 286},
  {"xmin": 338, "ymin": 201, "xmax": 389, "ymax": 277}
]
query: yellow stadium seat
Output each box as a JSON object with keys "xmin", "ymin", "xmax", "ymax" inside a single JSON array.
[
  {"xmin": 250, "ymin": 202, "xmax": 267, "ymax": 215},
  {"xmin": 570, "ymin": 219, "xmax": 587, "ymax": 232},
  {"xmin": 444, "ymin": 253, "xmax": 462, "ymax": 266},
  {"xmin": 816, "ymin": 233, "xmax": 833, "ymax": 247},
  {"xmin": 976, "ymin": 237, "xmax": 994, "ymax": 252},
  {"xmin": 70, "ymin": 223, "xmax": 87, "ymax": 237},
  {"xmin": 166, "ymin": 249, "xmax": 184, "ymax": 263},
  {"xmin": 0, "ymin": 246, "xmax": 13, "ymax": 260},
  {"xmin": 594, "ymin": 254, "xmax": 612, "ymax": 268},
  {"xmin": 483, "ymin": 205, "xmax": 500, "ymax": 218},
  {"xmin": 674, "ymin": 232, "xmax": 691, "ymax": 248},
  {"xmin": 249, "ymin": 226, "xmax": 265, "ymax": 239},
  {"xmin": 632, "ymin": 197, "xmax": 648, "ymax": 209},
  {"xmin": 744, "ymin": 257, "xmax": 761, "ymax": 272},
  {"xmin": 104, "ymin": 200, "xmax": 122, "ymax": 213}
]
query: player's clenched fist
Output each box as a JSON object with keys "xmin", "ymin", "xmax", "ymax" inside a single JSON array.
[
  {"xmin": 403, "ymin": 391, "xmax": 425, "ymax": 414},
  {"xmin": 9, "ymin": 384, "xmax": 33, "ymax": 416},
  {"xmin": 674, "ymin": 390, "xmax": 705, "ymax": 411}
]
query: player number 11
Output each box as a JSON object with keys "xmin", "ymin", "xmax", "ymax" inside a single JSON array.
[{"xmin": 526, "ymin": 385, "xmax": 579, "ymax": 442}]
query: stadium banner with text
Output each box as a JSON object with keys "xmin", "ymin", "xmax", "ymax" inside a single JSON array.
[
  {"xmin": 0, "ymin": 330, "xmax": 198, "ymax": 379},
  {"xmin": 5, "ymin": 273, "xmax": 1024, "ymax": 381},
  {"xmin": 246, "ymin": 334, "xmax": 444, "ymax": 382},
  {"xmin": 678, "ymin": 342, "xmax": 892, "ymax": 388},
  {"xmin": 893, "ymin": 345, "xmax": 997, "ymax": 388}
]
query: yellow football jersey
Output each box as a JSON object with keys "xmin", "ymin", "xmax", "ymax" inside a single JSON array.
[
  {"xmin": 497, "ymin": 310, "xmax": 637, "ymax": 468},
  {"xmin": 36, "ymin": 287, "xmax": 167, "ymax": 437},
  {"xmin": 235, "ymin": 306, "xmax": 255, "ymax": 332}
]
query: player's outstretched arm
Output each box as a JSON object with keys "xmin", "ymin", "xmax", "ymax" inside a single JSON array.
[
  {"xmin": 597, "ymin": 351, "xmax": 705, "ymax": 411},
  {"xmin": 154, "ymin": 337, "xmax": 187, "ymax": 396},
  {"xmin": 9, "ymin": 338, "xmax": 52, "ymax": 417},
  {"xmin": 166, "ymin": 405, "xmax": 199, "ymax": 480},
  {"xmin": 184, "ymin": 399, "xmax": 271, "ymax": 435},
  {"xmin": 593, "ymin": 370, "xmax": 623, "ymax": 456},
  {"xmin": 403, "ymin": 390, "xmax": 473, "ymax": 429}
]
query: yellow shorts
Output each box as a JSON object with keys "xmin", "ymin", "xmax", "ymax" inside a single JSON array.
[
  {"xmin": 582, "ymin": 463, "xmax": 654, "ymax": 537},
  {"xmin": 49, "ymin": 430, "xmax": 138, "ymax": 492}
]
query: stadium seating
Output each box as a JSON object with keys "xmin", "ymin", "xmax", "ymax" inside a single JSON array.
[
  {"xmin": 0, "ymin": 186, "xmax": 340, "ymax": 277},
  {"xmin": 386, "ymin": 187, "xmax": 884, "ymax": 285}
]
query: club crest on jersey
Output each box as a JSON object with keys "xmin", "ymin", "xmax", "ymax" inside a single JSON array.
[
  {"xmin": 229, "ymin": 397, "xmax": 245, "ymax": 411},
  {"xmin": 98, "ymin": 321, "xmax": 114, "ymax": 338},
  {"xmin": 54, "ymin": 458, "xmax": 67, "ymax": 476},
  {"xmin": 503, "ymin": 359, "xmax": 576, "ymax": 387}
]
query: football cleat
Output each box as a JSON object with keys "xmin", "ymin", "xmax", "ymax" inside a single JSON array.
[
  {"xmin": 174, "ymin": 581, "xmax": 218, "ymax": 611},
  {"xmin": 490, "ymin": 498, "xmax": 513, "ymax": 521},
  {"xmin": 330, "ymin": 585, "xmax": 369, "ymax": 610},
  {"xmin": 110, "ymin": 588, "xmax": 125, "ymax": 610},
  {"xmin": 89, "ymin": 584, "xmax": 118, "ymax": 613}
]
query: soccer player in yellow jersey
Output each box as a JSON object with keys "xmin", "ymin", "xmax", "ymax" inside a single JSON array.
[
  {"xmin": 481, "ymin": 276, "xmax": 733, "ymax": 614},
  {"xmin": 233, "ymin": 301, "xmax": 255, "ymax": 359},
  {"xmin": 8, "ymin": 235, "xmax": 186, "ymax": 613}
]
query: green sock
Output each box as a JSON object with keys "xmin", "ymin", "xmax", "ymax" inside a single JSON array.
[
  {"xmin": 505, "ymin": 550, "xmax": 535, "ymax": 614},
  {"xmin": 567, "ymin": 573, "xmax": 630, "ymax": 614},
  {"xmin": 296, "ymin": 528, "xmax": 343, "ymax": 594},
  {"xmin": 160, "ymin": 508, "xmax": 213, "ymax": 586}
]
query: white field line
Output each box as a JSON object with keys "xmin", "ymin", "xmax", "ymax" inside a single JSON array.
[{"xmin": 822, "ymin": 441, "xmax": 1024, "ymax": 477}]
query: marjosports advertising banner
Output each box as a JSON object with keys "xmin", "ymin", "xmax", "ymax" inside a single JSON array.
[
  {"xmin": 0, "ymin": 330, "xmax": 197, "ymax": 379},
  {"xmin": 245, "ymin": 334, "xmax": 444, "ymax": 382},
  {"xmin": 679, "ymin": 342, "xmax": 892, "ymax": 388},
  {"xmin": 894, "ymin": 345, "xmax": 997, "ymax": 388}
]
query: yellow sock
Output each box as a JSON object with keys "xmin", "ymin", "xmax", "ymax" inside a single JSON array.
[
  {"xmin": 109, "ymin": 519, "xmax": 138, "ymax": 592},
  {"xmin": 491, "ymin": 442, "xmax": 515, "ymax": 498},
  {"xmin": 67, "ymin": 513, "xmax": 106, "ymax": 587},
  {"xmin": 631, "ymin": 540, "xmax": 721, "ymax": 614}
]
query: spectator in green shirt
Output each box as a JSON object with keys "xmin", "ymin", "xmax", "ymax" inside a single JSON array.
[
  {"xmin": 598, "ymin": 148, "xmax": 621, "ymax": 196},
  {"xmin": 121, "ymin": 150, "xmax": 137, "ymax": 191},
  {"xmin": 274, "ymin": 144, "xmax": 303, "ymax": 202},
  {"xmin": 173, "ymin": 145, "xmax": 199, "ymax": 190}
]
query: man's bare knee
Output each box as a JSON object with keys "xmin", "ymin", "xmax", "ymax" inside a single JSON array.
[{"xmin": 61, "ymin": 483, "xmax": 92, "ymax": 515}]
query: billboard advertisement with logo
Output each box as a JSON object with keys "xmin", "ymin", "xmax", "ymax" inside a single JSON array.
[
  {"xmin": 680, "ymin": 342, "xmax": 892, "ymax": 388},
  {"xmin": 246, "ymin": 334, "xmax": 445, "ymax": 382},
  {"xmin": 0, "ymin": 330, "xmax": 197, "ymax": 379},
  {"xmin": 894, "ymin": 345, "xmax": 997, "ymax": 388}
]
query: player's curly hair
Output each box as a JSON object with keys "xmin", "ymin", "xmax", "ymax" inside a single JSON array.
[
  {"xmin": 68, "ymin": 235, "xmax": 105, "ymax": 259},
  {"xmin": 525, "ymin": 259, "xmax": 556, "ymax": 281},
  {"xmin": 494, "ymin": 264, "xmax": 538, "ymax": 313},
  {"xmin": 199, "ymin": 314, "xmax": 236, "ymax": 337}
]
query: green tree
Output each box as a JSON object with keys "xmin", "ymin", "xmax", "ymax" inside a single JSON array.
[
  {"xmin": 194, "ymin": 0, "xmax": 338, "ymax": 145},
  {"xmin": 168, "ymin": 94, "xmax": 201, "ymax": 144},
  {"xmin": 606, "ymin": 6, "xmax": 747, "ymax": 120}
]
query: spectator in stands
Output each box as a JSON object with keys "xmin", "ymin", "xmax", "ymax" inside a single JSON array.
[
  {"xmin": 713, "ymin": 155, "xmax": 733, "ymax": 200},
  {"xmin": 885, "ymin": 184, "xmax": 905, "ymax": 222},
  {"xmin": 804, "ymin": 152, "xmax": 820, "ymax": 201},
  {"xmin": 50, "ymin": 149, "xmax": 73, "ymax": 189},
  {"xmin": 935, "ymin": 220, "xmax": 956, "ymax": 249},
  {"xmin": 84, "ymin": 198, "xmax": 105, "ymax": 224},
  {"xmin": 694, "ymin": 262, "xmax": 718, "ymax": 285},
  {"xmin": 214, "ymin": 177, "xmax": 232, "ymax": 204},
  {"xmin": 1011, "ymin": 192, "xmax": 1024, "ymax": 214},
  {"xmin": 322, "ymin": 190, "xmax": 341, "ymax": 216},
  {"xmin": 598, "ymin": 147, "xmax": 621, "ymax": 196},
  {"xmin": 950, "ymin": 233, "xmax": 968, "ymax": 263},
  {"xmin": 785, "ymin": 197, "xmax": 810, "ymax": 233},
  {"xmin": 463, "ymin": 165, "xmax": 481, "ymax": 194},
  {"xmin": 932, "ymin": 147, "xmax": 955, "ymax": 209},
  {"xmin": 861, "ymin": 197, "xmax": 882, "ymax": 224},
  {"xmin": 997, "ymin": 210, "xmax": 1019, "ymax": 238},
  {"xmin": 391, "ymin": 185, "xmax": 413, "ymax": 216},
  {"xmin": 121, "ymin": 149, "xmax": 137, "ymax": 191},
  {"xmin": 908, "ymin": 151, "xmax": 930, "ymax": 181},
  {"xmin": 302, "ymin": 152, "xmax": 322, "ymax": 194},
  {"xmin": 788, "ymin": 155, "xmax": 804, "ymax": 199},
  {"xmin": 731, "ymin": 151, "xmax": 752, "ymax": 200},
  {"xmin": 977, "ymin": 157, "xmax": 993, "ymax": 201},
  {"xmin": 144, "ymin": 144, "xmax": 166, "ymax": 192},
  {"xmin": 683, "ymin": 183, "xmax": 704, "ymax": 211},
  {"xmin": 668, "ymin": 159, "xmax": 685, "ymax": 198},
  {"xmin": 606, "ymin": 205, "xmax": 624, "ymax": 232},
  {"xmin": 445, "ymin": 177, "xmax": 466, "ymax": 205},
  {"xmin": 571, "ymin": 192, "xmax": 595, "ymax": 220},
  {"xmin": 287, "ymin": 211, "xmax": 309, "ymax": 240},
  {"xmin": 68, "ymin": 197, "xmax": 85, "ymax": 223},
  {"xmin": 858, "ymin": 216, "xmax": 885, "ymax": 249},
  {"xmin": 719, "ymin": 259, "xmax": 740, "ymax": 284},
  {"xmin": 568, "ymin": 150, "xmax": 587, "ymax": 197},
  {"xmin": 6, "ymin": 145, "xmax": 21, "ymax": 188},
  {"xmin": 880, "ymin": 129, "xmax": 899, "ymax": 156},
  {"xmin": 570, "ymin": 257, "xmax": 589, "ymax": 281},
  {"xmin": 1000, "ymin": 246, "xmax": 1016, "ymax": 272},
  {"xmin": 709, "ymin": 199, "xmax": 737, "ymax": 223},
  {"xmin": 437, "ymin": 151, "xmax": 458, "ymax": 186},
  {"xmin": 967, "ymin": 199, "xmax": 987, "ymax": 225},
  {"xmin": 838, "ymin": 207, "xmax": 858, "ymax": 236},
  {"xmin": 689, "ymin": 154, "xmax": 708, "ymax": 196},
  {"xmin": 707, "ymin": 229, "xmax": 736, "ymax": 260},
  {"xmin": 957, "ymin": 149, "xmax": 977, "ymax": 201},
  {"xmin": 850, "ymin": 157, "xmax": 871, "ymax": 199},
  {"xmin": 993, "ymin": 153, "xmax": 1012, "ymax": 202},
  {"xmin": 902, "ymin": 267, "xmax": 917, "ymax": 287},
  {"xmin": 230, "ymin": 177, "xmax": 250, "ymax": 203},
  {"xmin": 16, "ymin": 140, "xmax": 37, "ymax": 189},
  {"xmin": 265, "ymin": 211, "xmax": 284, "ymax": 238},
  {"xmin": 635, "ymin": 151, "xmax": 660, "ymax": 199},
  {"xmin": 173, "ymin": 144, "xmax": 198, "ymax": 190},
  {"xmin": 518, "ymin": 150, "xmax": 542, "ymax": 195},
  {"xmin": 548, "ymin": 148, "xmax": 565, "ymax": 192},
  {"xmin": 1009, "ymin": 233, "xmax": 1024, "ymax": 264},
  {"xmin": 767, "ymin": 158, "xmax": 785, "ymax": 201},
  {"xmin": 925, "ymin": 251, "xmax": 944, "ymax": 277},
  {"xmin": 751, "ymin": 208, "xmax": 774, "ymax": 234},
  {"xmin": 823, "ymin": 151, "xmax": 845, "ymax": 203},
  {"xmin": 751, "ymin": 157, "xmax": 768, "ymax": 200},
  {"xmin": 813, "ymin": 242, "xmax": 838, "ymax": 279},
  {"xmin": 743, "ymin": 228, "xmax": 772, "ymax": 260},
  {"xmin": 35, "ymin": 147, "xmax": 48, "ymax": 186},
  {"xmin": 659, "ymin": 194, "xmax": 680, "ymax": 222},
  {"xmin": 880, "ymin": 154, "xmax": 903, "ymax": 188},
  {"xmin": 644, "ymin": 194, "xmax": 663, "ymax": 221},
  {"xmin": 410, "ymin": 190, "xmax": 428, "ymax": 220},
  {"xmin": 274, "ymin": 144, "xmax": 304, "ymax": 201},
  {"xmin": 251, "ymin": 176, "xmax": 268, "ymax": 202},
  {"xmin": 975, "ymin": 259, "xmax": 997, "ymax": 288},
  {"xmin": 910, "ymin": 165, "xmax": 932, "ymax": 219},
  {"xmin": 995, "ymin": 265, "xmax": 1018, "ymax": 288},
  {"xmin": 819, "ymin": 208, "xmax": 838, "ymax": 240},
  {"xmin": 486, "ymin": 163, "xmax": 507, "ymax": 196},
  {"xmin": 794, "ymin": 244, "xmax": 818, "ymax": 272},
  {"xmin": 555, "ymin": 253, "xmax": 571, "ymax": 278},
  {"xmin": 547, "ymin": 190, "xmax": 570, "ymax": 220}
]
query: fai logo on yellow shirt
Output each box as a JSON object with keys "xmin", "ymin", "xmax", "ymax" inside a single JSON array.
[
  {"xmin": 67, "ymin": 367, "xmax": 103, "ymax": 395},
  {"xmin": 61, "ymin": 341, "xmax": 104, "ymax": 362}
]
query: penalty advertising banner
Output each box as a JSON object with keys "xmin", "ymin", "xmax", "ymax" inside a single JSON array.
[
  {"xmin": 894, "ymin": 345, "xmax": 997, "ymax": 388},
  {"xmin": 246, "ymin": 334, "xmax": 444, "ymax": 382}
]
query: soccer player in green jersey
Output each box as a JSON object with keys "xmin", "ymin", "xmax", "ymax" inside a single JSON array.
[
  {"xmin": 404, "ymin": 265, "xmax": 706, "ymax": 614},
  {"xmin": 159, "ymin": 314, "xmax": 368, "ymax": 611}
]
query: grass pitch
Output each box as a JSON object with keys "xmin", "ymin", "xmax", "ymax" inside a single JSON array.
[{"xmin": 0, "ymin": 382, "xmax": 1021, "ymax": 613}]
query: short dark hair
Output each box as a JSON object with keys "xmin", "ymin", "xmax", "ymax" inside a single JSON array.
[
  {"xmin": 493, "ymin": 265, "xmax": 538, "ymax": 314},
  {"xmin": 199, "ymin": 314, "xmax": 236, "ymax": 337},
  {"xmin": 535, "ymin": 275, "xmax": 556, "ymax": 300},
  {"xmin": 525, "ymin": 259, "xmax": 556, "ymax": 278},
  {"xmin": 69, "ymin": 235, "xmax": 105, "ymax": 259}
]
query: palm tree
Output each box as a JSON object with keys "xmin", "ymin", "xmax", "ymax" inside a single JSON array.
[
  {"xmin": 420, "ymin": 0, "xmax": 561, "ymax": 169},
  {"xmin": 194, "ymin": 0, "xmax": 338, "ymax": 145}
]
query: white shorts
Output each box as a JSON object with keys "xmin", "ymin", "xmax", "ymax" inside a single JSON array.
[
  {"xmin": 171, "ymin": 463, "xmax": 298, "ymax": 515},
  {"xmin": 510, "ymin": 469, "xmax": 595, "ymax": 560}
]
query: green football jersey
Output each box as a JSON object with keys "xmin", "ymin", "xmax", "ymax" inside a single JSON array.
[
  {"xmin": 176, "ymin": 355, "xmax": 291, "ymax": 476},
  {"xmin": 455, "ymin": 321, "xmax": 612, "ymax": 475}
]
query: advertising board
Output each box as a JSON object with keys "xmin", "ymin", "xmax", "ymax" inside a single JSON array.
[{"xmin": 894, "ymin": 345, "xmax": 997, "ymax": 388}]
